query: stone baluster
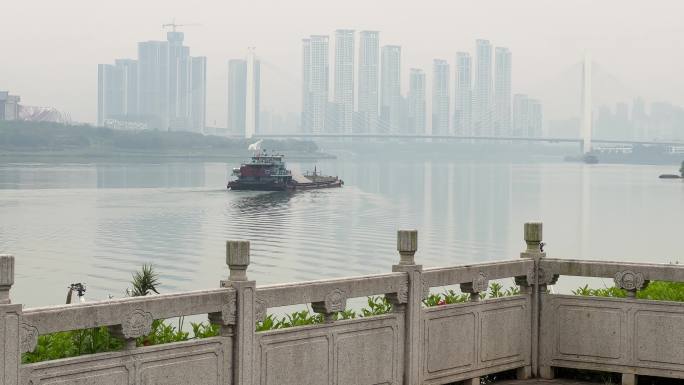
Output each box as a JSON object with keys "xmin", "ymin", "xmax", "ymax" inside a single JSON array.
[
  {"xmin": 614, "ymin": 270, "xmax": 647, "ymax": 299},
  {"xmin": 312, "ymin": 288, "xmax": 347, "ymax": 323},
  {"xmin": 459, "ymin": 274, "xmax": 488, "ymax": 385},
  {"xmin": 390, "ymin": 230, "xmax": 424, "ymax": 385},
  {"xmin": 516, "ymin": 222, "xmax": 549, "ymax": 380},
  {"xmin": 1, "ymin": 255, "xmax": 22, "ymax": 385},
  {"xmin": 460, "ymin": 272, "xmax": 489, "ymax": 303},
  {"xmin": 222, "ymin": 240, "xmax": 255, "ymax": 385}
]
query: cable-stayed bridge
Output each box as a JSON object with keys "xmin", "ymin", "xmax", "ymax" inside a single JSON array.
[
  {"xmin": 256, "ymin": 54, "xmax": 683, "ymax": 150},
  {"xmin": 253, "ymin": 132, "xmax": 684, "ymax": 148}
]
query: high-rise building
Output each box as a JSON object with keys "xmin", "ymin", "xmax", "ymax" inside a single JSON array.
[
  {"xmin": 0, "ymin": 91, "xmax": 20, "ymax": 121},
  {"xmin": 454, "ymin": 52, "xmax": 472, "ymax": 136},
  {"xmin": 632, "ymin": 97, "xmax": 647, "ymax": 140},
  {"xmin": 473, "ymin": 39, "xmax": 493, "ymax": 136},
  {"xmin": 301, "ymin": 38, "xmax": 312, "ymax": 133},
  {"xmin": 166, "ymin": 31, "xmax": 191, "ymax": 130},
  {"xmin": 303, "ymin": 35, "xmax": 329, "ymax": 134},
  {"xmin": 512, "ymin": 94, "xmax": 528, "ymax": 137},
  {"xmin": 99, "ymin": 31, "xmax": 206, "ymax": 132},
  {"xmin": 190, "ymin": 56, "xmax": 207, "ymax": 133},
  {"xmin": 97, "ymin": 59, "xmax": 138, "ymax": 127},
  {"xmin": 380, "ymin": 45, "xmax": 401, "ymax": 133},
  {"xmin": 432, "ymin": 59, "xmax": 450, "ymax": 136},
  {"xmin": 334, "ymin": 30, "xmax": 354, "ymax": 134},
  {"xmin": 529, "ymin": 99, "xmax": 542, "ymax": 137},
  {"xmin": 407, "ymin": 68, "xmax": 426, "ymax": 134},
  {"xmin": 137, "ymin": 40, "xmax": 170, "ymax": 130},
  {"xmin": 358, "ymin": 31, "xmax": 380, "ymax": 133},
  {"xmin": 228, "ymin": 60, "xmax": 247, "ymax": 136},
  {"xmin": 245, "ymin": 49, "xmax": 260, "ymax": 138},
  {"xmin": 227, "ymin": 56, "xmax": 260, "ymax": 138},
  {"xmin": 494, "ymin": 47, "xmax": 512, "ymax": 136},
  {"xmin": 513, "ymin": 94, "xmax": 542, "ymax": 137}
]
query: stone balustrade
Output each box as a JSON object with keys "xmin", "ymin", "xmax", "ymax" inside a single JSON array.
[{"xmin": 0, "ymin": 223, "xmax": 682, "ymax": 385}]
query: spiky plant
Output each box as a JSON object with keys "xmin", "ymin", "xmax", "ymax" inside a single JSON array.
[{"xmin": 130, "ymin": 264, "xmax": 160, "ymax": 297}]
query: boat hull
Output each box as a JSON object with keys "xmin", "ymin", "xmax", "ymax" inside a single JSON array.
[{"xmin": 227, "ymin": 180, "xmax": 343, "ymax": 191}]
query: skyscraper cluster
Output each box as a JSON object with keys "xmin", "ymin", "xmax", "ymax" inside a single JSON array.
[
  {"xmin": 300, "ymin": 33, "xmax": 542, "ymax": 137},
  {"xmin": 301, "ymin": 30, "xmax": 422, "ymax": 135},
  {"xmin": 454, "ymin": 40, "xmax": 540, "ymax": 138},
  {"xmin": 593, "ymin": 99, "xmax": 684, "ymax": 141},
  {"xmin": 98, "ymin": 30, "xmax": 206, "ymax": 132}
]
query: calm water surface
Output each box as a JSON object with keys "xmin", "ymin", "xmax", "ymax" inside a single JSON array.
[{"xmin": 1, "ymin": 159, "xmax": 682, "ymax": 306}]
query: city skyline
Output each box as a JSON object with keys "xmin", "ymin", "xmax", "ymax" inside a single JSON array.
[
  {"xmin": 4, "ymin": 1, "xmax": 682, "ymax": 128},
  {"xmin": 94, "ymin": 26, "xmax": 545, "ymax": 137}
]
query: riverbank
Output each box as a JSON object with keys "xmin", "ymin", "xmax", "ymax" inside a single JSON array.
[
  {"xmin": 0, "ymin": 121, "xmax": 333, "ymax": 162},
  {"xmin": 0, "ymin": 148, "xmax": 335, "ymax": 163}
]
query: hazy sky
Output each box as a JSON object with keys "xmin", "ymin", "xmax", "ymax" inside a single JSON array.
[{"xmin": 1, "ymin": 0, "xmax": 683, "ymax": 125}]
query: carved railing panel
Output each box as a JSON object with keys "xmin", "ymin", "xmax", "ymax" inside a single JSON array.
[
  {"xmin": 21, "ymin": 339, "xmax": 227, "ymax": 385},
  {"xmin": 421, "ymin": 296, "xmax": 531, "ymax": 385},
  {"xmin": 253, "ymin": 314, "xmax": 403, "ymax": 385},
  {"xmin": 541, "ymin": 293, "xmax": 684, "ymax": 379}
]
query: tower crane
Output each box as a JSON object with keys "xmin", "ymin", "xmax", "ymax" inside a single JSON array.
[{"xmin": 162, "ymin": 18, "xmax": 201, "ymax": 32}]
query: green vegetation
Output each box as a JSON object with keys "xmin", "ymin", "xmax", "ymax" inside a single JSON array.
[
  {"xmin": 573, "ymin": 280, "xmax": 684, "ymax": 302},
  {"xmin": 255, "ymin": 296, "xmax": 392, "ymax": 331},
  {"xmin": 0, "ymin": 120, "xmax": 320, "ymax": 157},
  {"xmin": 130, "ymin": 264, "xmax": 160, "ymax": 297},
  {"xmin": 22, "ymin": 327, "xmax": 123, "ymax": 364},
  {"xmin": 423, "ymin": 282, "xmax": 520, "ymax": 307},
  {"xmin": 680, "ymin": 160, "xmax": 684, "ymax": 177},
  {"xmin": 22, "ymin": 265, "xmax": 219, "ymax": 364}
]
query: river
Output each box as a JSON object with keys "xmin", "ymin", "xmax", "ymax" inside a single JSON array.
[{"xmin": 1, "ymin": 159, "xmax": 682, "ymax": 306}]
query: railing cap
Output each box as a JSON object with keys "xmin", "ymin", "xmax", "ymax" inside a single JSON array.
[
  {"xmin": 524, "ymin": 222, "xmax": 543, "ymax": 243},
  {"xmin": 226, "ymin": 241, "xmax": 250, "ymax": 281},
  {"xmin": 0, "ymin": 254, "xmax": 14, "ymax": 304},
  {"xmin": 397, "ymin": 230, "xmax": 418, "ymax": 265}
]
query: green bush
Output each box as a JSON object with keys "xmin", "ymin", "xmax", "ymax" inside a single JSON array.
[
  {"xmin": 423, "ymin": 283, "xmax": 521, "ymax": 307},
  {"xmin": 23, "ymin": 327, "xmax": 122, "ymax": 364},
  {"xmin": 255, "ymin": 296, "xmax": 394, "ymax": 332},
  {"xmin": 574, "ymin": 281, "xmax": 684, "ymax": 302},
  {"xmin": 23, "ymin": 265, "xmax": 219, "ymax": 364}
]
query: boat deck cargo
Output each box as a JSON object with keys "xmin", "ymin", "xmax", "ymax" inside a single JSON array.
[{"xmin": 227, "ymin": 150, "xmax": 343, "ymax": 191}]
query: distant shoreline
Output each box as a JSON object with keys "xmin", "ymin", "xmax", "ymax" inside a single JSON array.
[
  {"xmin": 0, "ymin": 121, "xmax": 333, "ymax": 163},
  {"xmin": 0, "ymin": 149, "xmax": 336, "ymax": 163}
]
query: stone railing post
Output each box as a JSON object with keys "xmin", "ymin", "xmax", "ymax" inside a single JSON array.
[
  {"xmin": 391, "ymin": 230, "xmax": 423, "ymax": 385},
  {"xmin": 460, "ymin": 272, "xmax": 489, "ymax": 303},
  {"xmin": 312, "ymin": 291, "xmax": 346, "ymax": 323},
  {"xmin": 222, "ymin": 241, "xmax": 255, "ymax": 385},
  {"xmin": 1, "ymin": 255, "xmax": 21, "ymax": 385},
  {"xmin": 516, "ymin": 222, "xmax": 555, "ymax": 380}
]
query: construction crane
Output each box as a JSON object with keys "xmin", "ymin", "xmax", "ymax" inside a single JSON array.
[{"xmin": 162, "ymin": 18, "xmax": 201, "ymax": 32}]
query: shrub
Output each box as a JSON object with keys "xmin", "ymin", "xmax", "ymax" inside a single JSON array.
[{"xmin": 573, "ymin": 281, "xmax": 684, "ymax": 302}]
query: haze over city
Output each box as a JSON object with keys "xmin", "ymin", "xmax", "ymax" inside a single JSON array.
[
  {"xmin": 2, "ymin": 2, "xmax": 684, "ymax": 383},
  {"xmin": 2, "ymin": 0, "xmax": 684, "ymax": 127}
]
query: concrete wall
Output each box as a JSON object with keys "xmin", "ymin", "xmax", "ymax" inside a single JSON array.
[{"xmin": 1, "ymin": 223, "xmax": 683, "ymax": 385}]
